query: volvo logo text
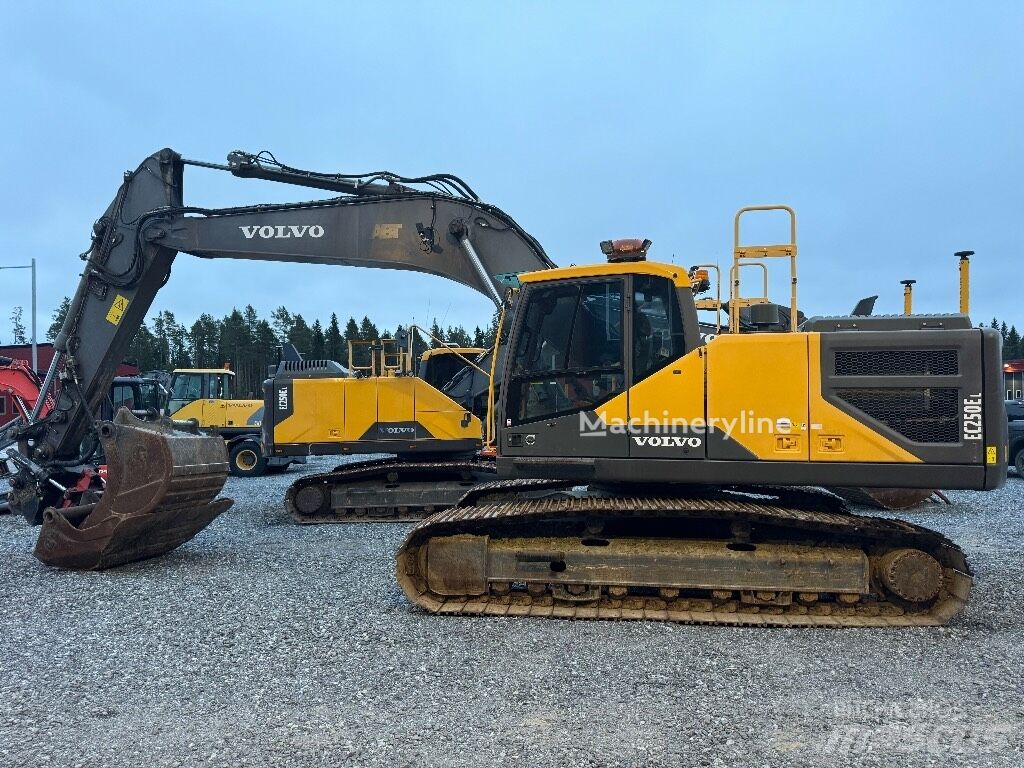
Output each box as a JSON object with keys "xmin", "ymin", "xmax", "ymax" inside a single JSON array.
[
  {"xmin": 632, "ymin": 436, "xmax": 702, "ymax": 448},
  {"xmin": 239, "ymin": 225, "xmax": 325, "ymax": 239}
]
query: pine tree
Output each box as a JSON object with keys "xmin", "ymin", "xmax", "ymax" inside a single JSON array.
[
  {"xmin": 10, "ymin": 306, "xmax": 27, "ymax": 344},
  {"xmin": 310, "ymin": 319, "xmax": 326, "ymax": 359},
  {"xmin": 1000, "ymin": 321, "xmax": 1009, "ymax": 340},
  {"xmin": 482, "ymin": 312, "xmax": 501, "ymax": 348},
  {"xmin": 126, "ymin": 321, "xmax": 160, "ymax": 371},
  {"xmin": 1006, "ymin": 326, "xmax": 1021, "ymax": 360},
  {"xmin": 445, "ymin": 324, "xmax": 472, "ymax": 346},
  {"xmin": 326, "ymin": 313, "xmax": 344, "ymax": 362},
  {"xmin": 271, "ymin": 306, "xmax": 294, "ymax": 343},
  {"xmin": 288, "ymin": 314, "xmax": 313, "ymax": 355},
  {"xmin": 47, "ymin": 296, "xmax": 71, "ymax": 342},
  {"xmin": 219, "ymin": 309, "xmax": 253, "ymax": 393},
  {"xmin": 428, "ymin": 318, "xmax": 444, "ymax": 348},
  {"xmin": 252, "ymin": 319, "xmax": 279, "ymax": 389},
  {"xmin": 151, "ymin": 311, "xmax": 171, "ymax": 368},
  {"xmin": 189, "ymin": 314, "xmax": 220, "ymax": 368},
  {"xmin": 358, "ymin": 316, "xmax": 379, "ymax": 342},
  {"xmin": 342, "ymin": 316, "xmax": 361, "ymax": 367}
]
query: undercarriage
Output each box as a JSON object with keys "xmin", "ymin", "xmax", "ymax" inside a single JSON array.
[
  {"xmin": 397, "ymin": 481, "xmax": 971, "ymax": 627},
  {"xmin": 285, "ymin": 456, "xmax": 497, "ymax": 523}
]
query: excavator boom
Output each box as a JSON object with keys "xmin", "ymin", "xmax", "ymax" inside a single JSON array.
[{"xmin": 5, "ymin": 148, "xmax": 552, "ymax": 568}]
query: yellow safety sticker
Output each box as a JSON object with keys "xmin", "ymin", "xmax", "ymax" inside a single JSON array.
[
  {"xmin": 106, "ymin": 294, "xmax": 130, "ymax": 325},
  {"xmin": 986, "ymin": 446, "xmax": 997, "ymax": 465}
]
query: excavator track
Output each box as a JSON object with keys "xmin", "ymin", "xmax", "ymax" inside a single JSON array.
[
  {"xmin": 396, "ymin": 483, "xmax": 972, "ymax": 627},
  {"xmin": 286, "ymin": 456, "xmax": 497, "ymax": 523}
]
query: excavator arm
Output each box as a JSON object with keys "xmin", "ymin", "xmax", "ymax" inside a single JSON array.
[{"xmin": 5, "ymin": 148, "xmax": 553, "ymax": 569}]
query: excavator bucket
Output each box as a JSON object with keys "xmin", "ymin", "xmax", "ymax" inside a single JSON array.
[
  {"xmin": 33, "ymin": 410, "xmax": 232, "ymax": 570},
  {"xmin": 830, "ymin": 486, "xmax": 942, "ymax": 511}
]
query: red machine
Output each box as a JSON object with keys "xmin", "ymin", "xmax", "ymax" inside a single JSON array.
[{"xmin": 0, "ymin": 356, "xmax": 54, "ymax": 425}]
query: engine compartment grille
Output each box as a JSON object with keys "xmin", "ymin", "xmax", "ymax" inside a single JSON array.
[
  {"xmin": 834, "ymin": 349, "xmax": 958, "ymax": 377},
  {"xmin": 834, "ymin": 387, "xmax": 959, "ymax": 443}
]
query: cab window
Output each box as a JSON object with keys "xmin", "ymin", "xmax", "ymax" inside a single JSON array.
[
  {"xmin": 138, "ymin": 382, "xmax": 162, "ymax": 411},
  {"xmin": 508, "ymin": 279, "xmax": 625, "ymax": 425},
  {"xmin": 205, "ymin": 373, "xmax": 232, "ymax": 400},
  {"xmin": 170, "ymin": 374, "xmax": 201, "ymax": 402},
  {"xmin": 111, "ymin": 383, "xmax": 136, "ymax": 411},
  {"xmin": 168, "ymin": 373, "xmax": 202, "ymax": 414},
  {"xmin": 633, "ymin": 274, "xmax": 686, "ymax": 383}
]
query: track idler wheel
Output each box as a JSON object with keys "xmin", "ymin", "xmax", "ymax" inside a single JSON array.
[
  {"xmin": 33, "ymin": 409, "xmax": 232, "ymax": 570},
  {"xmin": 876, "ymin": 548, "xmax": 944, "ymax": 603}
]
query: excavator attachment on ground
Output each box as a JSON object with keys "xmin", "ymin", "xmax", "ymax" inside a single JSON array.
[{"xmin": 33, "ymin": 410, "xmax": 231, "ymax": 569}]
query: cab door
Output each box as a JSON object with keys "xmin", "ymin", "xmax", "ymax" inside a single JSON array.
[
  {"xmin": 503, "ymin": 277, "xmax": 630, "ymax": 458},
  {"xmin": 625, "ymin": 273, "xmax": 706, "ymax": 459},
  {"xmin": 201, "ymin": 373, "xmax": 231, "ymax": 427}
]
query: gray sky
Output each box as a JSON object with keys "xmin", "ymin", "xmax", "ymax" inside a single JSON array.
[{"xmin": 1, "ymin": 1, "xmax": 1020, "ymax": 342}]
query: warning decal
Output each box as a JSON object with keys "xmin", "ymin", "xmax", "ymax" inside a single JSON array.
[{"xmin": 106, "ymin": 294, "xmax": 130, "ymax": 325}]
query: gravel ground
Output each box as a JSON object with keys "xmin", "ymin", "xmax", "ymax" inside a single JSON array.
[{"xmin": 1, "ymin": 458, "xmax": 1021, "ymax": 767}]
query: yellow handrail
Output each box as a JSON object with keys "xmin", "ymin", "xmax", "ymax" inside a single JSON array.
[{"xmin": 731, "ymin": 205, "xmax": 798, "ymax": 332}]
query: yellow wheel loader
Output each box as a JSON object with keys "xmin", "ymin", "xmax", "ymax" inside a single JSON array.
[
  {"xmin": 166, "ymin": 367, "xmax": 301, "ymax": 476},
  {"xmin": 4, "ymin": 148, "xmax": 1004, "ymax": 629}
]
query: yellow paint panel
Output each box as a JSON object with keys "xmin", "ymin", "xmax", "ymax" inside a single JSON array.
[
  {"xmin": 171, "ymin": 399, "xmax": 205, "ymax": 422},
  {"xmin": 105, "ymin": 294, "xmax": 129, "ymax": 325},
  {"xmin": 202, "ymin": 399, "xmax": 262, "ymax": 428},
  {"xmin": 342, "ymin": 380, "xmax": 377, "ymax": 440},
  {"xmin": 414, "ymin": 380, "xmax": 481, "ymax": 440},
  {"xmin": 274, "ymin": 376, "xmax": 481, "ymax": 445},
  {"xmin": 706, "ymin": 333, "xmax": 809, "ymax": 461},
  {"xmin": 275, "ymin": 379, "xmax": 347, "ymax": 443},
  {"xmin": 807, "ymin": 334, "xmax": 920, "ymax": 463},
  {"xmin": 596, "ymin": 347, "xmax": 705, "ymax": 426},
  {"xmin": 377, "ymin": 379, "xmax": 415, "ymax": 423}
]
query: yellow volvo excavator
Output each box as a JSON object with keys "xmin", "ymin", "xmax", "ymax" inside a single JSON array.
[{"xmin": 2, "ymin": 149, "xmax": 1005, "ymax": 628}]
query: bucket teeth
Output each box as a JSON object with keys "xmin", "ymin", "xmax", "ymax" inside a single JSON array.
[{"xmin": 33, "ymin": 409, "xmax": 232, "ymax": 570}]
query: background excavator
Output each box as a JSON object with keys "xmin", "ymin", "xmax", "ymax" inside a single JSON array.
[
  {"xmin": 1, "ymin": 359, "xmax": 164, "ymax": 514},
  {"xmin": 2, "ymin": 148, "xmax": 1006, "ymax": 628}
]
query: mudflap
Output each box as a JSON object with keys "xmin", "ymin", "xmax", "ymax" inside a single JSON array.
[{"xmin": 33, "ymin": 410, "xmax": 233, "ymax": 570}]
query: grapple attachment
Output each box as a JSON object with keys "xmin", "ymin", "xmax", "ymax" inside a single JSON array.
[{"xmin": 34, "ymin": 410, "xmax": 232, "ymax": 570}]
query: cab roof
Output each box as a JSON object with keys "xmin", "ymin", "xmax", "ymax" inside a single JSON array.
[
  {"xmin": 420, "ymin": 347, "xmax": 485, "ymax": 360},
  {"xmin": 172, "ymin": 368, "xmax": 235, "ymax": 375},
  {"xmin": 517, "ymin": 260, "xmax": 690, "ymax": 287}
]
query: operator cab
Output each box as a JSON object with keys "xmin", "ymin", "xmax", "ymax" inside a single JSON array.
[
  {"xmin": 504, "ymin": 252, "xmax": 697, "ymax": 435},
  {"xmin": 168, "ymin": 369, "xmax": 234, "ymax": 415},
  {"xmin": 110, "ymin": 377, "xmax": 165, "ymax": 414},
  {"xmin": 418, "ymin": 347, "xmax": 486, "ymax": 391}
]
